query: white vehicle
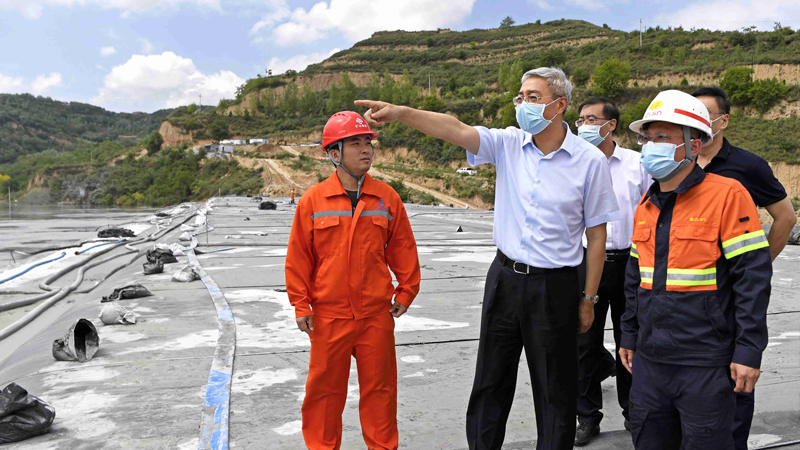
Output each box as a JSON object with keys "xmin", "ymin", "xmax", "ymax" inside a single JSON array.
[{"xmin": 456, "ymin": 167, "xmax": 477, "ymax": 176}]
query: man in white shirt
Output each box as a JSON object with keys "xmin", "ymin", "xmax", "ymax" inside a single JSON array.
[
  {"xmin": 574, "ymin": 98, "xmax": 652, "ymax": 446},
  {"xmin": 356, "ymin": 67, "xmax": 620, "ymax": 450}
]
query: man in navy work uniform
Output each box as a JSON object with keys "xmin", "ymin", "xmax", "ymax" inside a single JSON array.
[
  {"xmin": 574, "ymin": 97, "xmax": 652, "ymax": 445},
  {"xmin": 692, "ymin": 86, "xmax": 797, "ymax": 450},
  {"xmin": 356, "ymin": 67, "xmax": 620, "ymax": 450}
]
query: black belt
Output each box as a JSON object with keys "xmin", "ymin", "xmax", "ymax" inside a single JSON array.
[
  {"xmin": 496, "ymin": 250, "xmax": 571, "ymax": 275},
  {"xmin": 605, "ymin": 248, "xmax": 631, "ymax": 262}
]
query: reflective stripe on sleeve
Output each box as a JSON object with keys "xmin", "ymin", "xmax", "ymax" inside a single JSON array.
[
  {"xmin": 721, "ymin": 230, "xmax": 768, "ymax": 259},
  {"xmin": 630, "ymin": 243, "xmax": 639, "ymax": 259}
]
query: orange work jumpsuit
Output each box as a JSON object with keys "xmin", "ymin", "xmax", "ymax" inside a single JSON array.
[{"xmin": 285, "ymin": 172, "xmax": 421, "ymax": 450}]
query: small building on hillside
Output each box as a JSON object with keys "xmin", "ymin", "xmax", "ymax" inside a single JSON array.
[
  {"xmin": 195, "ymin": 144, "xmax": 234, "ymax": 159},
  {"xmin": 231, "ymin": 139, "xmax": 248, "ymax": 145},
  {"xmin": 220, "ymin": 139, "xmax": 234, "ymax": 144},
  {"xmin": 249, "ymin": 138, "xmax": 269, "ymax": 144}
]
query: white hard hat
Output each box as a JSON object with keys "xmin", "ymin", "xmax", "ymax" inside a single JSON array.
[{"xmin": 629, "ymin": 90, "xmax": 712, "ymax": 141}]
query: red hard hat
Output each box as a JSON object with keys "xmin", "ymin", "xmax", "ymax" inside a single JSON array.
[{"xmin": 321, "ymin": 111, "xmax": 378, "ymax": 150}]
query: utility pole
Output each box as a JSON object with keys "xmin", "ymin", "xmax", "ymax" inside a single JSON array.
[
  {"xmin": 7, "ymin": 186, "xmax": 10, "ymax": 219},
  {"xmin": 198, "ymin": 94, "xmax": 202, "ymax": 113},
  {"xmin": 639, "ymin": 19, "xmax": 642, "ymax": 48}
]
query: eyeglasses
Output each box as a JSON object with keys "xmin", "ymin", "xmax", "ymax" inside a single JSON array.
[
  {"xmin": 637, "ymin": 134, "xmax": 683, "ymax": 145},
  {"xmin": 512, "ymin": 94, "xmax": 556, "ymax": 106},
  {"xmin": 575, "ymin": 116, "xmax": 610, "ymax": 127}
]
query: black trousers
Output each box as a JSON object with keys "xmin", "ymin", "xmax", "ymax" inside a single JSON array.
[
  {"xmin": 466, "ymin": 257, "xmax": 580, "ymax": 450},
  {"xmin": 733, "ymin": 391, "xmax": 755, "ymax": 450},
  {"xmin": 576, "ymin": 254, "xmax": 632, "ymax": 425}
]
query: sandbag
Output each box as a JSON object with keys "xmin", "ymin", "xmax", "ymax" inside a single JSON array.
[
  {"xmin": 172, "ymin": 265, "xmax": 201, "ymax": 283},
  {"xmin": 259, "ymin": 201, "xmax": 277, "ymax": 210},
  {"xmin": 146, "ymin": 248, "xmax": 178, "ymax": 264},
  {"xmin": 0, "ymin": 383, "xmax": 56, "ymax": 444},
  {"xmin": 788, "ymin": 228, "xmax": 800, "ymax": 246},
  {"xmin": 143, "ymin": 260, "xmax": 163, "ymax": 275},
  {"xmin": 52, "ymin": 319, "xmax": 99, "ymax": 362},
  {"xmin": 97, "ymin": 227, "xmax": 135, "ymax": 238},
  {"xmin": 101, "ymin": 284, "xmax": 152, "ymax": 302},
  {"xmin": 178, "ymin": 232, "xmax": 193, "ymax": 242},
  {"xmin": 99, "ymin": 304, "xmax": 136, "ymax": 325}
]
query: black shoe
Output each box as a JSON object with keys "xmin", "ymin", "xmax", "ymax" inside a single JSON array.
[
  {"xmin": 624, "ymin": 419, "xmax": 631, "ymax": 432},
  {"xmin": 575, "ymin": 422, "xmax": 600, "ymax": 446}
]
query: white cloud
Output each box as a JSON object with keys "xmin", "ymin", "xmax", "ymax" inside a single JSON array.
[
  {"xmin": 267, "ymin": 48, "xmax": 341, "ymax": 75},
  {"xmin": 139, "ymin": 38, "xmax": 155, "ymax": 54},
  {"xmin": 250, "ymin": 0, "xmax": 290, "ymax": 36},
  {"xmin": 31, "ymin": 72, "xmax": 63, "ymax": 95},
  {"xmin": 663, "ymin": 0, "xmax": 800, "ymax": 31},
  {"xmin": 100, "ymin": 46, "xmax": 116, "ymax": 56},
  {"xmin": 264, "ymin": 0, "xmax": 476, "ymax": 46},
  {"xmin": 0, "ymin": 0, "xmax": 221, "ymax": 19},
  {"xmin": 0, "ymin": 73, "xmax": 26, "ymax": 93},
  {"xmin": 92, "ymin": 51, "xmax": 244, "ymax": 112}
]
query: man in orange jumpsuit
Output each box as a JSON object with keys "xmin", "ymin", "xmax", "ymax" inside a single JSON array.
[
  {"xmin": 291, "ymin": 187, "xmax": 296, "ymax": 205},
  {"xmin": 285, "ymin": 110, "xmax": 421, "ymax": 450}
]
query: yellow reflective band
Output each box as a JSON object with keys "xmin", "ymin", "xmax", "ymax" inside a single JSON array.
[
  {"xmin": 667, "ymin": 268, "xmax": 716, "ymax": 275},
  {"xmin": 722, "ymin": 229, "xmax": 765, "ymax": 248},
  {"xmin": 630, "ymin": 251, "xmax": 639, "ymax": 259},
  {"xmin": 631, "ymin": 243, "xmax": 637, "ymax": 249},
  {"xmin": 666, "ymin": 279, "xmax": 717, "ymax": 286},
  {"xmin": 641, "ymin": 277, "xmax": 653, "ymax": 284},
  {"xmin": 725, "ymin": 240, "xmax": 769, "ymax": 259},
  {"xmin": 639, "ymin": 266, "xmax": 654, "ymax": 271}
]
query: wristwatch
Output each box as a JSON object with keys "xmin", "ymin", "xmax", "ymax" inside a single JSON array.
[{"xmin": 582, "ymin": 292, "xmax": 599, "ymax": 304}]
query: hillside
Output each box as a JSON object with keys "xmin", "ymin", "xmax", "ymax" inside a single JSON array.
[{"xmin": 0, "ymin": 94, "xmax": 174, "ymax": 164}]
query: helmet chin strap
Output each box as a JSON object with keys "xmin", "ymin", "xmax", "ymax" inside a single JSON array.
[
  {"xmin": 653, "ymin": 125, "xmax": 696, "ymax": 183},
  {"xmin": 327, "ymin": 141, "xmax": 367, "ymax": 198}
]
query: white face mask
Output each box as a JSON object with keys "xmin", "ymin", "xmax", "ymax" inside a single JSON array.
[
  {"xmin": 705, "ymin": 115, "xmax": 724, "ymax": 145},
  {"xmin": 578, "ymin": 122, "xmax": 611, "ymax": 146}
]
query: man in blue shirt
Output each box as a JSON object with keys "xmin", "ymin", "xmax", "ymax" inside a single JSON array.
[
  {"xmin": 692, "ymin": 86, "xmax": 797, "ymax": 450},
  {"xmin": 356, "ymin": 67, "xmax": 620, "ymax": 450}
]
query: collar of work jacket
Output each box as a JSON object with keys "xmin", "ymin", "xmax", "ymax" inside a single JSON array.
[{"xmin": 643, "ymin": 164, "xmax": 706, "ymax": 209}]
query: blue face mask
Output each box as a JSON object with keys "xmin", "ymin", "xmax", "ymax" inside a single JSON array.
[
  {"xmin": 578, "ymin": 123, "xmax": 611, "ymax": 146},
  {"xmin": 516, "ymin": 97, "xmax": 561, "ymax": 135},
  {"xmin": 640, "ymin": 142, "xmax": 685, "ymax": 181}
]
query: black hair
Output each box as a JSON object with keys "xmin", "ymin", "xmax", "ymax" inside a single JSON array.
[
  {"xmin": 578, "ymin": 97, "xmax": 620, "ymax": 124},
  {"xmin": 691, "ymin": 86, "xmax": 731, "ymax": 115}
]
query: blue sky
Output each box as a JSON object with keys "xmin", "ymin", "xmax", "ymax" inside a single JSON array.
[{"xmin": 1, "ymin": 0, "xmax": 797, "ymax": 113}]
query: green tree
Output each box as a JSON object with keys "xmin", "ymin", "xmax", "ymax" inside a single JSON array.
[
  {"xmin": 366, "ymin": 72, "xmax": 382, "ymax": 100},
  {"xmin": 393, "ymin": 70, "xmax": 419, "ymax": 105},
  {"xmin": 282, "ymin": 82, "xmax": 299, "ymax": 116},
  {"xmin": 300, "ymin": 84, "xmax": 317, "ymax": 114},
  {"xmin": 539, "ymin": 48, "xmax": 567, "ymax": 67},
  {"xmin": 748, "ymin": 78, "xmax": 788, "ymax": 113},
  {"xmin": 721, "ymin": 67, "xmax": 755, "ymax": 106},
  {"xmin": 387, "ymin": 177, "xmax": 410, "ymax": 202},
  {"xmin": 327, "ymin": 83, "xmax": 340, "ymax": 114},
  {"xmin": 147, "ymin": 131, "xmax": 164, "ymax": 155},
  {"xmin": 420, "ymin": 95, "xmax": 445, "ymax": 112},
  {"xmin": 680, "ymin": 77, "xmax": 689, "ymax": 86},
  {"xmin": 208, "ymin": 119, "xmax": 230, "ymax": 140},
  {"xmin": 500, "ymin": 16, "xmax": 515, "ymax": 28},
  {"xmin": 187, "ymin": 104, "xmax": 198, "ymax": 114},
  {"xmin": 380, "ymin": 70, "xmax": 396, "ymax": 103},
  {"xmin": 591, "ymin": 59, "xmax": 631, "ymax": 98},
  {"xmin": 338, "ymin": 73, "xmax": 358, "ymax": 110},
  {"xmin": 572, "ymin": 68, "xmax": 590, "ymax": 87}
]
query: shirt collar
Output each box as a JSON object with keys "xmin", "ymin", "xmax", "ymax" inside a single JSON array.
[
  {"xmin": 526, "ymin": 122, "xmax": 574, "ymax": 157},
  {"xmin": 322, "ymin": 171, "xmax": 379, "ymax": 198},
  {"xmin": 643, "ymin": 164, "xmax": 707, "ymax": 208},
  {"xmin": 714, "ymin": 137, "xmax": 732, "ymax": 161},
  {"xmin": 609, "ymin": 142, "xmax": 622, "ymax": 161}
]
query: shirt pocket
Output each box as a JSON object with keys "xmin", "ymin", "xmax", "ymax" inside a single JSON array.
[
  {"xmin": 673, "ymin": 225, "xmax": 720, "ymax": 264},
  {"xmin": 313, "ymin": 216, "xmax": 342, "ymax": 255},
  {"xmin": 370, "ymin": 215, "xmax": 390, "ymax": 253}
]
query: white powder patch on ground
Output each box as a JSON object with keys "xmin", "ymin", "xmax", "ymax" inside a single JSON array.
[
  {"xmin": 144, "ymin": 317, "xmax": 170, "ymax": 323},
  {"xmin": 779, "ymin": 278, "xmax": 793, "ymax": 281},
  {"xmin": 233, "ymin": 367, "xmax": 298, "ymax": 396},
  {"xmin": 203, "ymin": 266, "xmax": 238, "ymax": 270},
  {"xmin": 99, "ymin": 327, "xmax": 147, "ymax": 344},
  {"xmin": 176, "ymin": 438, "xmax": 200, "ymax": 450},
  {"xmin": 395, "ymin": 315, "xmax": 469, "ymax": 332},
  {"xmin": 347, "ymin": 384, "xmax": 359, "ymax": 402},
  {"xmin": 117, "ymin": 329, "xmax": 217, "ymax": 355},
  {"xmin": 197, "ymin": 247, "xmax": 259, "ymax": 258},
  {"xmin": 42, "ymin": 367, "xmax": 119, "ymax": 388},
  {"xmin": 262, "ymin": 248, "xmax": 288, "ymax": 257},
  {"xmin": 432, "ymin": 252, "xmax": 496, "ymax": 264},
  {"xmin": 408, "ymin": 305, "xmax": 421, "ymax": 308},
  {"xmin": 404, "ymin": 372, "xmax": 424, "ymax": 378},
  {"xmin": 773, "ymin": 331, "xmax": 800, "ymax": 339},
  {"xmin": 239, "ymin": 231, "xmax": 268, "ymax": 235},
  {"xmin": 132, "ymin": 306, "xmax": 155, "ymax": 313},
  {"xmin": 273, "ymin": 420, "xmax": 302, "ymax": 436},
  {"xmin": 748, "ymin": 434, "xmax": 782, "ymax": 447},
  {"xmin": 426, "ymin": 369, "xmax": 439, "ymax": 373},
  {"xmin": 401, "ymin": 355, "xmax": 425, "ymax": 363},
  {"xmin": 46, "ymin": 390, "xmax": 121, "ymax": 440},
  {"xmin": 252, "ymin": 263, "xmax": 285, "ymax": 268},
  {"xmin": 229, "ymin": 290, "xmax": 311, "ymax": 349},
  {"xmin": 415, "ymin": 247, "xmax": 445, "ymax": 254},
  {"xmin": 116, "ymin": 222, "xmax": 152, "ymax": 235},
  {"xmin": 172, "ymin": 404, "xmax": 199, "ymax": 409},
  {"xmin": 466, "ymin": 305, "xmax": 482, "ymax": 309},
  {"xmin": 604, "ymin": 343, "xmax": 616, "ymax": 351}
]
